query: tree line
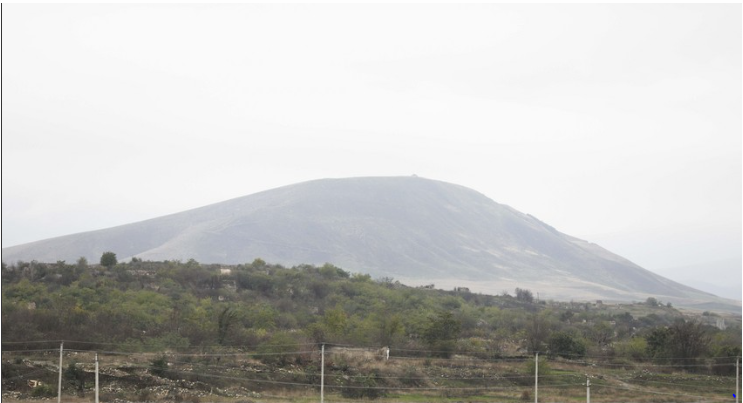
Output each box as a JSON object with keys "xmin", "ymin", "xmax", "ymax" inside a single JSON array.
[{"xmin": 1, "ymin": 255, "xmax": 740, "ymax": 374}]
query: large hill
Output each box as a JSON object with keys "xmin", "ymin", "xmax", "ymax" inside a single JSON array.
[{"xmin": 2, "ymin": 176, "xmax": 738, "ymax": 311}]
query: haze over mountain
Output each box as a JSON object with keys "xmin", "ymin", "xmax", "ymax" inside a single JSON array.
[
  {"xmin": 3, "ymin": 176, "xmax": 738, "ymax": 312},
  {"xmin": 654, "ymin": 258, "xmax": 742, "ymax": 301}
]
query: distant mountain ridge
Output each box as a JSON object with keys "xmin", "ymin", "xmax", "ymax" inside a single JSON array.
[{"xmin": 2, "ymin": 176, "xmax": 739, "ymax": 311}]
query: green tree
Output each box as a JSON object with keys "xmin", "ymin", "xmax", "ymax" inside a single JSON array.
[
  {"xmin": 76, "ymin": 256, "xmax": 88, "ymax": 270},
  {"xmin": 588, "ymin": 320, "xmax": 613, "ymax": 347},
  {"xmin": 667, "ymin": 319, "xmax": 710, "ymax": 366},
  {"xmin": 377, "ymin": 313, "xmax": 404, "ymax": 346},
  {"xmin": 645, "ymin": 297, "xmax": 659, "ymax": 307},
  {"xmin": 423, "ymin": 311, "xmax": 461, "ymax": 357},
  {"xmin": 304, "ymin": 322, "xmax": 327, "ymax": 343},
  {"xmin": 547, "ymin": 331, "xmax": 586, "ymax": 358},
  {"xmin": 645, "ymin": 326, "xmax": 670, "ymax": 359},
  {"xmin": 515, "ymin": 288, "xmax": 534, "ymax": 303},
  {"xmin": 323, "ymin": 306, "xmax": 348, "ymax": 340},
  {"xmin": 217, "ymin": 307, "xmax": 238, "ymax": 345},
  {"xmin": 100, "ymin": 252, "xmax": 117, "ymax": 268},
  {"xmin": 647, "ymin": 320, "xmax": 710, "ymax": 367},
  {"xmin": 244, "ymin": 303, "xmax": 277, "ymax": 331},
  {"xmin": 256, "ymin": 332, "xmax": 300, "ymax": 365},
  {"xmin": 250, "ymin": 258, "xmax": 267, "ymax": 269}
]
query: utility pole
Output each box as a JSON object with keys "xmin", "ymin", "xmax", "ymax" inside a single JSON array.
[
  {"xmin": 320, "ymin": 344, "xmax": 325, "ymax": 403},
  {"xmin": 736, "ymin": 356, "xmax": 739, "ymax": 403},
  {"xmin": 95, "ymin": 353, "xmax": 99, "ymax": 403},
  {"xmin": 534, "ymin": 352, "xmax": 538, "ymax": 403},
  {"xmin": 586, "ymin": 377, "xmax": 590, "ymax": 403},
  {"xmin": 57, "ymin": 342, "xmax": 63, "ymax": 403}
]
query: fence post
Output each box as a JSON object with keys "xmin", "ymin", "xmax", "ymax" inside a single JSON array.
[
  {"xmin": 320, "ymin": 344, "xmax": 325, "ymax": 403},
  {"xmin": 586, "ymin": 377, "xmax": 590, "ymax": 403},
  {"xmin": 95, "ymin": 353, "xmax": 99, "ymax": 403},
  {"xmin": 534, "ymin": 352, "xmax": 538, "ymax": 403},
  {"xmin": 57, "ymin": 342, "xmax": 63, "ymax": 403}
]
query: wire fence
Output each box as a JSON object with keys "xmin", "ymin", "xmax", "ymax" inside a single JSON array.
[
  {"xmin": 2, "ymin": 340, "xmax": 739, "ymax": 402},
  {"xmin": 3, "ymin": 339, "xmax": 741, "ymax": 361}
]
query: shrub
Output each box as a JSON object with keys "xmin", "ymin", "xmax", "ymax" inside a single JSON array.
[
  {"xmin": 614, "ymin": 337, "xmax": 648, "ymax": 361},
  {"xmin": 31, "ymin": 384, "xmax": 55, "ymax": 398},
  {"xmin": 400, "ymin": 366, "xmax": 424, "ymax": 387},
  {"xmin": 150, "ymin": 355, "xmax": 169, "ymax": 377},
  {"xmin": 712, "ymin": 345, "xmax": 742, "ymax": 376},
  {"xmin": 340, "ymin": 371, "xmax": 385, "ymax": 399},
  {"xmin": 547, "ymin": 331, "xmax": 586, "ymax": 358},
  {"xmin": 525, "ymin": 355, "xmax": 550, "ymax": 378},
  {"xmin": 256, "ymin": 332, "xmax": 300, "ymax": 365}
]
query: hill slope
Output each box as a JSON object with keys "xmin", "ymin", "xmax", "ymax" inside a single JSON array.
[{"xmin": 2, "ymin": 176, "xmax": 738, "ymax": 310}]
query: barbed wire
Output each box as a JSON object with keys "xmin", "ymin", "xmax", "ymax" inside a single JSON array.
[
  {"xmin": 157, "ymin": 358, "xmax": 739, "ymax": 390},
  {"xmin": 2, "ymin": 340, "xmax": 741, "ymax": 370},
  {"xmin": 1, "ymin": 349, "xmax": 61, "ymax": 353},
  {"xmin": 559, "ymin": 359, "xmax": 735, "ymax": 368},
  {"xmin": 625, "ymin": 377, "xmax": 735, "ymax": 389},
  {"xmin": 2, "ymin": 352, "xmax": 734, "ymax": 399},
  {"xmin": 65, "ymin": 356, "xmax": 743, "ymax": 392},
  {"xmin": 162, "ymin": 358, "xmax": 586, "ymax": 381},
  {"xmin": 1, "ymin": 368, "xmax": 51, "ymax": 382},
  {"xmin": 594, "ymin": 383, "xmax": 715, "ymax": 399}
]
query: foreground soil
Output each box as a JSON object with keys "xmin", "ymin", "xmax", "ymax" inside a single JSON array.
[{"xmin": 2, "ymin": 348, "xmax": 737, "ymax": 403}]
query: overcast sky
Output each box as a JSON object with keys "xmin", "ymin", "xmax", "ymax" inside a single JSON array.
[{"xmin": 2, "ymin": 4, "xmax": 741, "ymax": 298}]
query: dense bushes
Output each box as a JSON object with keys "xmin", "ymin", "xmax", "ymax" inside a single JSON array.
[
  {"xmin": 1, "ymin": 257, "xmax": 740, "ymax": 375},
  {"xmin": 547, "ymin": 331, "xmax": 586, "ymax": 358},
  {"xmin": 340, "ymin": 370, "xmax": 386, "ymax": 399}
]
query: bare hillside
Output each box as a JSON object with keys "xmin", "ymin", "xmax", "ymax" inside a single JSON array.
[{"xmin": 2, "ymin": 176, "xmax": 738, "ymax": 311}]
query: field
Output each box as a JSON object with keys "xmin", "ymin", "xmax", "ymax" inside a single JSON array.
[{"xmin": 2, "ymin": 346, "xmax": 738, "ymax": 403}]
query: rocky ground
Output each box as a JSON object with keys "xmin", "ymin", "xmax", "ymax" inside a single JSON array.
[{"xmin": 2, "ymin": 351, "xmax": 737, "ymax": 403}]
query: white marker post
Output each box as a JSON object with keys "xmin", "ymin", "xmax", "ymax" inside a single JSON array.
[
  {"xmin": 320, "ymin": 344, "xmax": 325, "ymax": 403},
  {"xmin": 534, "ymin": 352, "xmax": 538, "ymax": 403},
  {"xmin": 57, "ymin": 343, "xmax": 63, "ymax": 403},
  {"xmin": 95, "ymin": 353, "xmax": 100, "ymax": 403}
]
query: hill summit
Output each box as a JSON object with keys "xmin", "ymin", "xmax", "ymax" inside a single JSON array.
[{"xmin": 2, "ymin": 176, "xmax": 737, "ymax": 310}]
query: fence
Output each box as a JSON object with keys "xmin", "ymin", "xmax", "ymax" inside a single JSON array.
[{"xmin": 2, "ymin": 340, "xmax": 740, "ymax": 403}]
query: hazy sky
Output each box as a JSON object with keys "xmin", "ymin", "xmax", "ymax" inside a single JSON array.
[{"xmin": 2, "ymin": 4, "xmax": 741, "ymax": 297}]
